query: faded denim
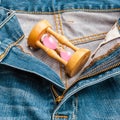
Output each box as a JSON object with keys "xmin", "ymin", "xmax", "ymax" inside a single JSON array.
[
  {"xmin": 0, "ymin": 1, "xmax": 120, "ymax": 120},
  {"xmin": 1, "ymin": 0, "xmax": 120, "ymax": 13}
]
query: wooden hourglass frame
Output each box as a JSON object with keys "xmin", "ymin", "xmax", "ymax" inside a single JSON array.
[{"xmin": 28, "ymin": 20, "xmax": 91, "ymax": 77}]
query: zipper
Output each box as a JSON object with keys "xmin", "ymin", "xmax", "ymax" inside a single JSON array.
[
  {"xmin": 55, "ymin": 61, "xmax": 120, "ymax": 103},
  {"xmin": 51, "ymin": 85, "xmax": 64, "ymax": 103},
  {"xmin": 55, "ymin": 44, "xmax": 120, "ymax": 103}
]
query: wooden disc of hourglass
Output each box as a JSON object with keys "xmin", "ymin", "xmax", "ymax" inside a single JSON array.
[{"xmin": 28, "ymin": 20, "xmax": 91, "ymax": 77}]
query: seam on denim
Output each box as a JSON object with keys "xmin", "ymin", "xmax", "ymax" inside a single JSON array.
[
  {"xmin": 0, "ymin": 103, "xmax": 40, "ymax": 110},
  {"xmin": 15, "ymin": 44, "xmax": 33, "ymax": 56},
  {"xmin": 54, "ymin": 115, "xmax": 68, "ymax": 119},
  {"xmin": 84, "ymin": 43, "xmax": 120, "ymax": 71},
  {"xmin": 1, "ymin": 62, "xmax": 65, "ymax": 90},
  {"xmin": 0, "ymin": 35, "xmax": 25, "ymax": 61},
  {"xmin": 81, "ymin": 54, "xmax": 120, "ymax": 80},
  {"xmin": 71, "ymin": 55, "xmax": 120, "ymax": 90},
  {"xmin": 54, "ymin": 13, "xmax": 63, "ymax": 83},
  {"xmin": 54, "ymin": 14, "xmax": 59, "ymax": 33},
  {"xmin": 0, "ymin": 11, "xmax": 15, "ymax": 28},
  {"xmin": 84, "ymin": 51, "xmax": 119, "ymax": 74},
  {"xmin": 71, "ymin": 94, "xmax": 78, "ymax": 120},
  {"xmin": 72, "ymin": 97, "xmax": 76, "ymax": 120},
  {"xmin": 58, "ymin": 14, "xmax": 64, "ymax": 36},
  {"xmin": 75, "ymin": 94, "xmax": 78, "ymax": 120},
  {"xmin": 58, "ymin": 13, "xmax": 68, "ymax": 89},
  {"xmin": 70, "ymin": 32, "xmax": 107, "ymax": 45},
  {"xmin": 63, "ymin": 44, "xmax": 120, "ymax": 95},
  {"xmin": 83, "ymin": 45, "xmax": 120, "ymax": 74},
  {"xmin": 58, "ymin": 22, "xmax": 66, "ymax": 88},
  {"xmin": 15, "ymin": 8, "xmax": 120, "ymax": 15},
  {"xmin": 54, "ymin": 13, "xmax": 61, "ymax": 78},
  {"xmin": 54, "ymin": 13, "xmax": 63, "ymax": 80},
  {"xmin": 52, "ymin": 70, "xmax": 120, "ymax": 120},
  {"xmin": 63, "ymin": 44, "xmax": 120, "ymax": 92}
]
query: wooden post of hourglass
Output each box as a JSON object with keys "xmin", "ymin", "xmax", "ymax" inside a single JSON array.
[{"xmin": 28, "ymin": 20, "xmax": 91, "ymax": 77}]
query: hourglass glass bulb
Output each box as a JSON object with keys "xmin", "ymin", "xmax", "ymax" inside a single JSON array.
[
  {"xmin": 60, "ymin": 51, "xmax": 72, "ymax": 61},
  {"xmin": 41, "ymin": 34, "xmax": 58, "ymax": 50}
]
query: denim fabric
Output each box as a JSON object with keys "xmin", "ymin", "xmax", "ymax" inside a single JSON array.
[
  {"xmin": 54, "ymin": 68, "xmax": 120, "ymax": 120},
  {"xmin": 0, "ymin": 64, "xmax": 55, "ymax": 120},
  {"xmin": 0, "ymin": 0, "xmax": 120, "ymax": 13},
  {"xmin": 0, "ymin": 7, "xmax": 64, "ymax": 89},
  {"xmin": 0, "ymin": 1, "xmax": 120, "ymax": 120}
]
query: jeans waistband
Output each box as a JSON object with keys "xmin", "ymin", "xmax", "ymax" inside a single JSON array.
[{"xmin": 1, "ymin": 0, "xmax": 120, "ymax": 13}]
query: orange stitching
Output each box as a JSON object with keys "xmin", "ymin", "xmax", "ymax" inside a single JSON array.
[
  {"xmin": 54, "ymin": 14, "xmax": 59, "ymax": 33},
  {"xmin": 15, "ymin": 8, "xmax": 120, "ymax": 14},
  {"xmin": 58, "ymin": 13, "xmax": 64, "ymax": 35},
  {"xmin": 54, "ymin": 14, "xmax": 63, "ymax": 79},
  {"xmin": 51, "ymin": 85, "xmax": 64, "ymax": 103},
  {"xmin": 70, "ymin": 32, "xmax": 107, "ymax": 44},
  {"xmin": 84, "ymin": 43, "xmax": 120, "ymax": 71},
  {"xmin": 71, "ymin": 32, "xmax": 107, "ymax": 41},
  {"xmin": 62, "ymin": 43, "xmax": 120, "ymax": 95},
  {"xmin": 62, "ymin": 52, "xmax": 120, "ymax": 96},
  {"xmin": 55, "ymin": 95, "xmax": 64, "ymax": 103},
  {"xmin": 0, "ymin": 35, "xmax": 25, "ymax": 60},
  {"xmin": 55, "ymin": 115, "xmax": 68, "ymax": 119},
  {"xmin": 117, "ymin": 23, "xmax": 120, "ymax": 30},
  {"xmin": 0, "ymin": 53, "xmax": 5, "ymax": 60},
  {"xmin": 57, "ymin": 13, "xmax": 65, "ymax": 86},
  {"xmin": 16, "ymin": 44, "xmax": 33, "ymax": 56},
  {"xmin": 58, "ymin": 13, "xmax": 68, "ymax": 89},
  {"xmin": 57, "ymin": 14, "xmax": 63, "ymax": 80}
]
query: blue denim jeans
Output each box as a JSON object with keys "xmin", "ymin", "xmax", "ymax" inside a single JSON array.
[{"xmin": 0, "ymin": 1, "xmax": 120, "ymax": 120}]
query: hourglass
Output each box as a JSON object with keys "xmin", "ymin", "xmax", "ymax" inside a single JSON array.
[{"xmin": 27, "ymin": 20, "xmax": 91, "ymax": 77}]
